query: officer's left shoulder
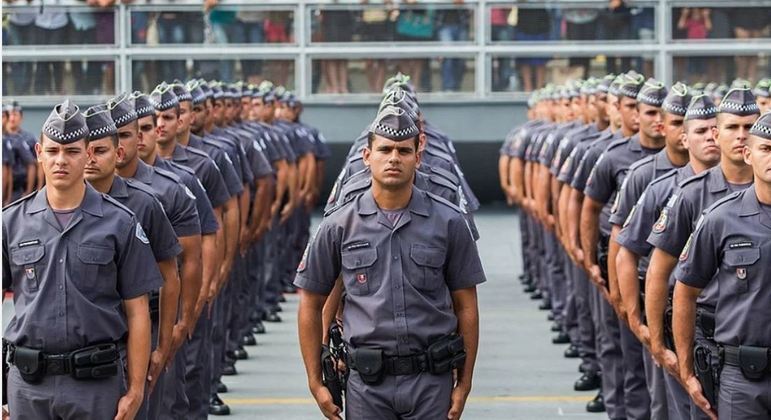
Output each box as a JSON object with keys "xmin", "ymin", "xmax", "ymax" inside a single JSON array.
[
  {"xmin": 125, "ymin": 178, "xmax": 163, "ymax": 203},
  {"xmin": 629, "ymin": 155, "xmax": 655, "ymax": 172},
  {"xmin": 425, "ymin": 191, "xmax": 465, "ymax": 215},
  {"xmin": 185, "ymin": 145, "xmax": 212, "ymax": 159},
  {"xmin": 428, "ymin": 171, "xmax": 457, "ymax": 191},
  {"xmin": 703, "ymin": 190, "xmax": 744, "ymax": 218},
  {"xmin": 102, "ymin": 193, "xmax": 139, "ymax": 221}
]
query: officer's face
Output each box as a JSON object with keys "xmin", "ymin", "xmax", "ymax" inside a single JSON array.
[
  {"xmin": 618, "ymin": 96, "xmax": 640, "ymax": 132},
  {"xmin": 662, "ymin": 112, "xmax": 686, "ymax": 152},
  {"xmin": 744, "ymin": 135, "xmax": 771, "ymax": 184},
  {"xmin": 191, "ymin": 103, "xmax": 207, "ymax": 133},
  {"xmin": 212, "ymin": 100, "xmax": 225, "ymax": 126},
  {"xmin": 36, "ymin": 136, "xmax": 88, "ymax": 189},
  {"xmin": 606, "ymin": 94, "xmax": 620, "ymax": 129},
  {"xmin": 136, "ymin": 115, "xmax": 158, "ymax": 161},
  {"xmin": 683, "ymin": 118, "xmax": 720, "ymax": 166},
  {"xmin": 7, "ymin": 110, "xmax": 22, "ymax": 131},
  {"xmin": 240, "ymin": 98, "xmax": 251, "ymax": 120},
  {"xmin": 116, "ymin": 122, "xmax": 139, "ymax": 169},
  {"xmin": 638, "ymin": 103, "xmax": 664, "ymax": 141},
  {"xmin": 223, "ymin": 99, "xmax": 234, "ymax": 123},
  {"xmin": 85, "ymin": 137, "xmax": 123, "ymax": 183},
  {"xmin": 156, "ymin": 109, "xmax": 179, "ymax": 145},
  {"xmin": 715, "ymin": 113, "xmax": 758, "ymax": 164},
  {"xmin": 364, "ymin": 135, "xmax": 421, "ymax": 191},
  {"xmin": 561, "ymin": 98, "xmax": 574, "ymax": 121},
  {"xmin": 570, "ymin": 97, "xmax": 584, "ymax": 122},
  {"xmin": 177, "ymin": 101, "xmax": 193, "ymax": 134},
  {"xmin": 757, "ymin": 97, "xmax": 770, "ymax": 115},
  {"xmin": 594, "ymin": 94, "xmax": 608, "ymax": 123}
]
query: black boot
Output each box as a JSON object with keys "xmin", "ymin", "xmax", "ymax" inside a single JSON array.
[
  {"xmin": 217, "ymin": 380, "xmax": 228, "ymax": 393},
  {"xmin": 209, "ymin": 393, "xmax": 231, "ymax": 415},
  {"xmin": 252, "ymin": 320, "xmax": 266, "ymax": 334},
  {"xmin": 585, "ymin": 391, "xmax": 605, "ymax": 413},
  {"xmin": 241, "ymin": 333, "xmax": 257, "ymax": 346},
  {"xmin": 552, "ymin": 332, "xmax": 570, "ymax": 344},
  {"xmin": 574, "ymin": 372, "xmax": 601, "ymax": 391},
  {"xmin": 563, "ymin": 344, "xmax": 580, "ymax": 358}
]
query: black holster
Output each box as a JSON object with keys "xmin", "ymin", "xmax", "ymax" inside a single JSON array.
[
  {"xmin": 694, "ymin": 345, "xmax": 719, "ymax": 408},
  {"xmin": 70, "ymin": 343, "xmax": 119, "ymax": 380},
  {"xmin": 321, "ymin": 345, "xmax": 344, "ymax": 409},
  {"xmin": 349, "ymin": 347, "xmax": 384, "ymax": 385},
  {"xmin": 2, "ymin": 341, "xmax": 7, "ymax": 404},
  {"xmin": 597, "ymin": 234, "xmax": 610, "ymax": 289},
  {"xmin": 13, "ymin": 346, "xmax": 46, "ymax": 384},
  {"xmin": 696, "ymin": 307, "xmax": 715, "ymax": 340},
  {"xmin": 736, "ymin": 346, "xmax": 769, "ymax": 381},
  {"xmin": 663, "ymin": 304, "xmax": 675, "ymax": 352},
  {"xmin": 426, "ymin": 334, "xmax": 466, "ymax": 375}
]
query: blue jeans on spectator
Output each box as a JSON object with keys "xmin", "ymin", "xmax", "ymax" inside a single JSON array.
[
  {"xmin": 438, "ymin": 25, "xmax": 468, "ymax": 91},
  {"xmin": 158, "ymin": 17, "xmax": 187, "ymax": 80},
  {"xmin": 228, "ymin": 20, "xmax": 265, "ymax": 79},
  {"xmin": 208, "ymin": 23, "xmax": 233, "ymax": 82},
  {"xmin": 4, "ymin": 22, "xmax": 35, "ymax": 95},
  {"xmin": 492, "ymin": 25, "xmax": 515, "ymax": 91}
]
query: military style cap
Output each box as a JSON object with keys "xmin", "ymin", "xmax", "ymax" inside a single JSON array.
[
  {"xmin": 83, "ymin": 104, "xmax": 118, "ymax": 141},
  {"xmin": 691, "ymin": 82, "xmax": 706, "ymax": 93},
  {"xmin": 718, "ymin": 87, "xmax": 760, "ymax": 116},
  {"xmin": 170, "ymin": 81, "xmax": 192, "ymax": 103},
  {"xmin": 369, "ymin": 105, "xmax": 419, "ymax": 141},
  {"xmin": 2, "ymin": 100, "xmax": 22, "ymax": 114},
  {"xmin": 208, "ymin": 82, "xmax": 225, "ymax": 100},
  {"xmin": 198, "ymin": 80, "xmax": 214, "ymax": 100},
  {"xmin": 636, "ymin": 78, "xmax": 667, "ymax": 107},
  {"xmin": 42, "ymin": 100, "xmax": 89, "ymax": 144},
  {"xmin": 185, "ymin": 80, "xmax": 207, "ymax": 105},
  {"xmin": 380, "ymin": 92, "xmax": 420, "ymax": 123},
  {"xmin": 596, "ymin": 74, "xmax": 615, "ymax": 94},
  {"xmin": 731, "ymin": 78, "xmax": 752, "ymax": 89},
  {"xmin": 753, "ymin": 79, "xmax": 770, "ymax": 98},
  {"xmin": 702, "ymin": 82, "xmax": 717, "ymax": 97},
  {"xmin": 130, "ymin": 91, "xmax": 156, "ymax": 119},
  {"xmin": 527, "ymin": 91, "xmax": 539, "ymax": 108},
  {"xmin": 223, "ymin": 85, "xmax": 237, "ymax": 100},
  {"xmin": 711, "ymin": 84, "xmax": 729, "ymax": 103},
  {"xmin": 685, "ymin": 94, "xmax": 718, "ymax": 121},
  {"xmin": 749, "ymin": 112, "xmax": 771, "ymax": 140},
  {"xmin": 618, "ymin": 71, "xmax": 645, "ymax": 99},
  {"xmin": 150, "ymin": 82, "xmax": 180, "ymax": 111},
  {"xmin": 662, "ymin": 82, "xmax": 691, "ymax": 116},
  {"xmin": 580, "ymin": 78, "xmax": 598, "ymax": 95},
  {"xmin": 383, "ymin": 73, "xmax": 414, "ymax": 94},
  {"xmin": 608, "ymin": 75, "xmax": 624, "ymax": 96},
  {"xmin": 254, "ymin": 81, "xmax": 276, "ymax": 103},
  {"xmin": 106, "ymin": 92, "xmax": 138, "ymax": 129},
  {"xmin": 565, "ymin": 81, "xmax": 581, "ymax": 99}
]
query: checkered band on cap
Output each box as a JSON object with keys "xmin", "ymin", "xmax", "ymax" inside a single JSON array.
[
  {"xmin": 84, "ymin": 105, "xmax": 118, "ymax": 140},
  {"xmin": 685, "ymin": 94, "xmax": 718, "ymax": 121},
  {"xmin": 753, "ymin": 79, "xmax": 770, "ymax": 98},
  {"xmin": 661, "ymin": 82, "xmax": 691, "ymax": 116},
  {"xmin": 42, "ymin": 100, "xmax": 90, "ymax": 144},
  {"xmin": 106, "ymin": 92, "xmax": 139, "ymax": 128},
  {"xmin": 719, "ymin": 87, "xmax": 760, "ymax": 116},
  {"xmin": 748, "ymin": 112, "xmax": 771, "ymax": 139},
  {"xmin": 369, "ymin": 105, "xmax": 419, "ymax": 141},
  {"xmin": 171, "ymin": 83, "xmax": 193, "ymax": 103},
  {"xmin": 186, "ymin": 80, "xmax": 207, "ymax": 105},
  {"xmin": 150, "ymin": 83, "xmax": 180, "ymax": 111},
  {"xmin": 130, "ymin": 91, "xmax": 156, "ymax": 118}
]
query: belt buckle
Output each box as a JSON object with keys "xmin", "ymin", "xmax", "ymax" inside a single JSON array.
[
  {"xmin": 45, "ymin": 354, "xmax": 70, "ymax": 375},
  {"xmin": 394, "ymin": 357, "xmax": 413, "ymax": 375}
]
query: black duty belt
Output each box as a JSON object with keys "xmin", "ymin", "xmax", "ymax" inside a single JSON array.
[
  {"xmin": 347, "ymin": 352, "xmax": 429, "ymax": 376},
  {"xmin": 4, "ymin": 341, "xmax": 120, "ymax": 380},
  {"xmin": 722, "ymin": 344, "xmax": 771, "ymax": 380}
]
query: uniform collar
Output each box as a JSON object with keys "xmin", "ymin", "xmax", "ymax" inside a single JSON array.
[
  {"xmin": 134, "ymin": 160, "xmax": 154, "ymax": 184},
  {"xmin": 108, "ymin": 176, "xmax": 129, "ymax": 199},
  {"xmin": 357, "ymin": 186, "xmax": 431, "ymax": 218},
  {"xmin": 27, "ymin": 183, "xmax": 104, "ymax": 231},
  {"xmin": 707, "ymin": 166, "xmax": 730, "ymax": 193},
  {"xmin": 627, "ymin": 134, "xmax": 642, "ymax": 152},
  {"xmin": 188, "ymin": 133, "xmax": 204, "ymax": 148},
  {"xmin": 739, "ymin": 184, "xmax": 760, "ymax": 217},
  {"xmin": 171, "ymin": 143, "xmax": 189, "ymax": 162},
  {"xmin": 653, "ymin": 149, "xmax": 675, "ymax": 172}
]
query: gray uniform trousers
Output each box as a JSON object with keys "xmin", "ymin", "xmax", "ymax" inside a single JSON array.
[
  {"xmin": 226, "ymin": 255, "xmax": 249, "ymax": 354},
  {"xmin": 662, "ymin": 366, "xmax": 691, "ymax": 419},
  {"xmin": 619, "ymin": 321, "xmax": 650, "ymax": 419},
  {"xmin": 210, "ymin": 276, "xmax": 234, "ymax": 393},
  {"xmin": 690, "ymin": 329, "xmax": 719, "ymax": 420},
  {"xmin": 544, "ymin": 231, "xmax": 567, "ymax": 321},
  {"xmin": 8, "ymin": 356, "xmax": 126, "ymax": 420},
  {"xmin": 642, "ymin": 346, "xmax": 668, "ymax": 419},
  {"xmin": 345, "ymin": 371, "xmax": 453, "ymax": 420},
  {"xmin": 575, "ymin": 263, "xmax": 599, "ymax": 374},
  {"xmin": 185, "ymin": 307, "xmax": 212, "ymax": 419},
  {"xmin": 563, "ymin": 259, "xmax": 579, "ymax": 343},
  {"xmin": 597, "ymin": 288, "xmax": 627, "ymax": 419},
  {"xmin": 140, "ymin": 320, "xmax": 189, "ymax": 420},
  {"xmin": 718, "ymin": 366, "xmax": 771, "ymax": 418}
]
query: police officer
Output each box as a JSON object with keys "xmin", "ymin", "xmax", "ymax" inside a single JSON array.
[
  {"xmin": 580, "ymin": 71, "xmax": 653, "ymax": 419},
  {"xmin": 647, "ymin": 87, "xmax": 759, "ymax": 417},
  {"xmin": 82, "ymin": 104, "xmax": 184, "ymax": 418},
  {"xmin": 296, "ymin": 105, "xmax": 485, "ymax": 419},
  {"xmin": 108, "ymin": 91, "xmax": 206, "ymax": 419},
  {"xmin": 624, "ymin": 93, "xmax": 721, "ymax": 420},
  {"xmin": 3, "ymin": 101, "xmax": 38, "ymax": 201},
  {"xmin": 2, "ymin": 106, "xmax": 16, "ymax": 205},
  {"xmin": 3, "ymin": 100, "xmax": 162, "ymax": 419},
  {"xmin": 672, "ymin": 111, "xmax": 770, "ymax": 420},
  {"xmin": 754, "ymin": 78, "xmax": 770, "ymax": 114}
]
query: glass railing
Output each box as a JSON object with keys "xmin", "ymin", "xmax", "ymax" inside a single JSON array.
[{"xmin": 1, "ymin": 0, "xmax": 769, "ymax": 103}]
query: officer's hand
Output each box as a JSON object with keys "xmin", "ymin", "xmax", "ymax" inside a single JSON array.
[
  {"xmin": 572, "ymin": 246, "xmax": 585, "ymax": 265},
  {"xmin": 311, "ymin": 385, "xmax": 342, "ymax": 420},
  {"xmin": 657, "ymin": 348, "xmax": 680, "ymax": 384},
  {"xmin": 3, "ymin": 405, "xmax": 9, "ymax": 420},
  {"xmin": 631, "ymin": 323, "xmax": 651, "ymax": 350},
  {"xmin": 684, "ymin": 375, "xmax": 718, "ymax": 420},
  {"xmin": 113, "ymin": 390, "xmax": 143, "ymax": 420},
  {"xmin": 146, "ymin": 349, "xmax": 167, "ymax": 395},
  {"xmin": 168, "ymin": 323, "xmax": 189, "ymax": 366},
  {"xmin": 587, "ymin": 264, "xmax": 603, "ymax": 287},
  {"xmin": 447, "ymin": 384, "xmax": 471, "ymax": 420}
]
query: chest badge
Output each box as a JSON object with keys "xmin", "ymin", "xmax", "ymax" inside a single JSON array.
[
  {"xmin": 356, "ymin": 273, "xmax": 367, "ymax": 284},
  {"xmin": 25, "ymin": 267, "xmax": 36, "ymax": 280},
  {"xmin": 737, "ymin": 268, "xmax": 747, "ymax": 280}
]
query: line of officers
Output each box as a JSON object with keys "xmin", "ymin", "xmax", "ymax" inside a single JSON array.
[
  {"xmin": 2, "ymin": 79, "xmax": 331, "ymax": 419},
  {"xmin": 499, "ymin": 73, "xmax": 771, "ymax": 419}
]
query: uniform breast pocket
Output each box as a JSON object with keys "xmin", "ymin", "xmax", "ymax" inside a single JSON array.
[
  {"xmin": 10, "ymin": 245, "xmax": 46, "ymax": 293},
  {"xmin": 341, "ymin": 248, "xmax": 379, "ymax": 296},
  {"xmin": 75, "ymin": 244, "xmax": 116, "ymax": 294},
  {"xmin": 409, "ymin": 245, "xmax": 446, "ymax": 292},
  {"xmin": 723, "ymin": 248, "xmax": 760, "ymax": 294}
]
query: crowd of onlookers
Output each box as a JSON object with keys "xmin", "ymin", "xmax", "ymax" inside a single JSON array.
[{"xmin": 2, "ymin": 0, "xmax": 769, "ymax": 96}]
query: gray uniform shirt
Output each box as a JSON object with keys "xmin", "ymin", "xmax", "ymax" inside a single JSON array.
[
  {"xmin": 3, "ymin": 185, "xmax": 163, "ymax": 352},
  {"xmin": 585, "ymin": 135, "xmax": 662, "ymax": 236},
  {"xmin": 168, "ymin": 143, "xmax": 230, "ymax": 209},
  {"xmin": 132, "ymin": 160, "xmax": 201, "ymax": 238},
  {"xmin": 188, "ymin": 134, "xmax": 243, "ymax": 197},
  {"xmin": 108, "ymin": 176, "xmax": 182, "ymax": 262},
  {"xmin": 295, "ymin": 187, "xmax": 486, "ymax": 355},
  {"xmin": 154, "ymin": 158, "xmax": 220, "ymax": 235},
  {"xmin": 675, "ymin": 185, "xmax": 771, "ymax": 347}
]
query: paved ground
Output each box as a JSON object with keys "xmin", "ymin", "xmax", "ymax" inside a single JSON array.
[{"xmin": 2, "ymin": 209, "xmax": 606, "ymax": 419}]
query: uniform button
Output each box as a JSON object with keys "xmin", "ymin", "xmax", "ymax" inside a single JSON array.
[
  {"xmin": 393, "ymin": 256, "xmax": 399, "ymax": 260},
  {"xmin": 59, "ymin": 259, "xmax": 64, "ymax": 264},
  {"xmin": 58, "ymin": 285, "xmax": 63, "ymax": 290},
  {"xmin": 394, "ymin": 284, "xmax": 400, "ymax": 289}
]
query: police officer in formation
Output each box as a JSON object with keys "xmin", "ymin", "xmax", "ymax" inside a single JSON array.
[
  {"xmin": 295, "ymin": 73, "xmax": 485, "ymax": 419},
  {"xmin": 500, "ymin": 74, "xmax": 769, "ymax": 418},
  {"xmin": 2, "ymin": 78, "xmax": 331, "ymax": 419}
]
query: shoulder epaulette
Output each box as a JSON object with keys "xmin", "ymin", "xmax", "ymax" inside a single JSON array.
[
  {"xmin": 153, "ymin": 166, "xmax": 183, "ymax": 183},
  {"xmin": 649, "ymin": 168, "xmax": 679, "ymax": 187},
  {"xmin": 2, "ymin": 190, "xmax": 37, "ymax": 211},
  {"xmin": 677, "ymin": 169, "xmax": 709, "ymax": 189},
  {"xmin": 425, "ymin": 191, "xmax": 464, "ymax": 214},
  {"xmin": 102, "ymin": 193, "xmax": 137, "ymax": 218},
  {"xmin": 428, "ymin": 172, "xmax": 457, "ymax": 191},
  {"xmin": 428, "ymin": 165, "xmax": 459, "ymax": 185},
  {"xmin": 703, "ymin": 190, "xmax": 742, "ymax": 216},
  {"xmin": 605, "ymin": 137, "xmax": 629, "ymax": 152},
  {"xmin": 628, "ymin": 154, "xmax": 655, "ymax": 172}
]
